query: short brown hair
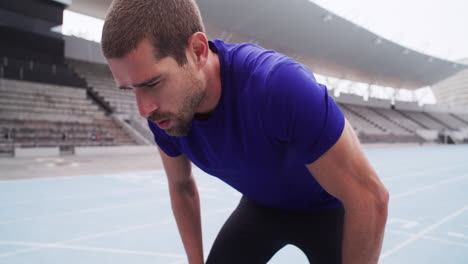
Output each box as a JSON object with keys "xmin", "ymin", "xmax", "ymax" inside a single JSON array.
[{"xmin": 101, "ymin": 0, "xmax": 205, "ymax": 65}]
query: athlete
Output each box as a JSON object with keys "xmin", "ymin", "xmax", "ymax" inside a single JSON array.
[{"xmin": 101, "ymin": 0, "xmax": 389, "ymax": 263}]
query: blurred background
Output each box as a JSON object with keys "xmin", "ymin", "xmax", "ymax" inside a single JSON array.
[{"xmin": 0, "ymin": 0, "xmax": 467, "ymax": 263}]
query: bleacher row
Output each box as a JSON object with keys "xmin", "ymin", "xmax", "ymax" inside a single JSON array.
[
  {"xmin": 0, "ymin": 78, "xmax": 137, "ymax": 155},
  {"xmin": 68, "ymin": 59, "xmax": 152, "ymax": 141},
  {"xmin": 339, "ymin": 103, "xmax": 468, "ymax": 143},
  {"xmin": 69, "ymin": 59, "xmax": 139, "ymax": 118}
]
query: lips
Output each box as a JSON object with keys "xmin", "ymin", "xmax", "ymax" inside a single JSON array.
[{"xmin": 156, "ymin": 119, "xmax": 171, "ymax": 129}]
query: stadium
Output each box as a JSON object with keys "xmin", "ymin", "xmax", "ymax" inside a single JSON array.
[{"xmin": 1, "ymin": 0, "xmax": 467, "ymax": 263}]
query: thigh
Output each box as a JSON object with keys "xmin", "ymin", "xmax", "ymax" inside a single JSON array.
[
  {"xmin": 291, "ymin": 206, "xmax": 345, "ymax": 264},
  {"xmin": 206, "ymin": 196, "xmax": 287, "ymax": 264}
]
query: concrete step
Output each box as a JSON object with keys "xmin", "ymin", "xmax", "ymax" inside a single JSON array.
[
  {"xmin": 0, "ymin": 97, "xmax": 100, "ymax": 112},
  {"xmin": 0, "ymin": 119, "xmax": 98, "ymax": 130},
  {"xmin": 0, "ymin": 110, "xmax": 96, "ymax": 123},
  {"xmin": 0, "ymin": 104, "xmax": 103, "ymax": 117},
  {"xmin": 0, "ymin": 91, "xmax": 93, "ymax": 105},
  {"xmin": 0, "ymin": 79, "xmax": 87, "ymax": 98}
]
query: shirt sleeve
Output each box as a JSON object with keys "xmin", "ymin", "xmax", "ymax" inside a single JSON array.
[
  {"xmin": 147, "ymin": 120, "xmax": 182, "ymax": 157},
  {"xmin": 264, "ymin": 60, "xmax": 345, "ymax": 164}
]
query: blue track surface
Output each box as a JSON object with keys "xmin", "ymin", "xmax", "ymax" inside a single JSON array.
[{"xmin": 1, "ymin": 145, "xmax": 467, "ymax": 263}]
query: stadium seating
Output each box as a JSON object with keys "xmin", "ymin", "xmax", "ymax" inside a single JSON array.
[
  {"xmin": 69, "ymin": 59, "xmax": 155, "ymax": 143},
  {"xmin": 339, "ymin": 104, "xmax": 425, "ymax": 143},
  {"xmin": 0, "ymin": 78, "xmax": 138, "ymax": 155},
  {"xmin": 343, "ymin": 105, "xmax": 415, "ymax": 136},
  {"xmin": 426, "ymin": 112, "xmax": 468, "ymax": 130},
  {"xmin": 397, "ymin": 110, "xmax": 448, "ymax": 130},
  {"xmin": 454, "ymin": 113, "xmax": 468, "ymax": 124},
  {"xmin": 128, "ymin": 115, "xmax": 156, "ymax": 144},
  {"xmin": 68, "ymin": 59, "xmax": 138, "ymax": 118},
  {"xmin": 339, "ymin": 103, "xmax": 386, "ymax": 135},
  {"xmin": 372, "ymin": 107, "xmax": 426, "ymax": 132}
]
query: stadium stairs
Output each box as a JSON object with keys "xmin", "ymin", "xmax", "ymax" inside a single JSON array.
[
  {"xmin": 394, "ymin": 110, "xmax": 429, "ymax": 129},
  {"xmin": 68, "ymin": 59, "xmax": 155, "ymax": 144},
  {"xmin": 452, "ymin": 114, "xmax": 468, "ymax": 126}
]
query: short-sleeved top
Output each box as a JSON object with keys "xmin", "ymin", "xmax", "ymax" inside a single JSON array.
[{"xmin": 148, "ymin": 39, "xmax": 345, "ymax": 211}]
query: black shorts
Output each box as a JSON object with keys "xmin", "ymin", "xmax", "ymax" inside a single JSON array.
[{"xmin": 206, "ymin": 196, "xmax": 345, "ymax": 264}]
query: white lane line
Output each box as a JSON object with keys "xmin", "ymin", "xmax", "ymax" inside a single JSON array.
[
  {"xmin": 168, "ymin": 259, "xmax": 188, "ymax": 264},
  {"xmin": 391, "ymin": 174, "xmax": 468, "ymax": 199},
  {"xmin": 0, "ymin": 198, "xmax": 168, "ymax": 225},
  {"xmin": 384, "ymin": 162, "xmax": 468, "ymax": 181},
  {"xmin": 0, "ymin": 188, "xmax": 158, "ymax": 208},
  {"xmin": 0, "ymin": 205, "xmax": 228, "ymax": 259},
  {"xmin": 386, "ymin": 229, "xmax": 468, "ymax": 248},
  {"xmin": 0, "ymin": 169, "xmax": 167, "ymax": 182},
  {"xmin": 59, "ymin": 221, "xmax": 173, "ymax": 244},
  {"xmin": 448, "ymin": 232, "xmax": 468, "ymax": 240},
  {"xmin": 423, "ymin": 236, "xmax": 468, "ymax": 248},
  {"xmin": 381, "ymin": 205, "xmax": 468, "ymax": 260},
  {"xmin": 0, "ymin": 241, "xmax": 184, "ymax": 258},
  {"xmin": 387, "ymin": 218, "xmax": 418, "ymax": 229},
  {"xmin": 0, "ymin": 219, "xmax": 175, "ymax": 259}
]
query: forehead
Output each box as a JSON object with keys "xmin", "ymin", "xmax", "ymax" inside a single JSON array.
[{"xmin": 107, "ymin": 40, "xmax": 178, "ymax": 86}]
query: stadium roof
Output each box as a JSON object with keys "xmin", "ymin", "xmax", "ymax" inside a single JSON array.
[{"xmin": 68, "ymin": 0, "xmax": 467, "ymax": 89}]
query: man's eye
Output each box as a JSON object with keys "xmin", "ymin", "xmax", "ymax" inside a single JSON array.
[{"xmin": 147, "ymin": 81, "xmax": 160, "ymax": 87}]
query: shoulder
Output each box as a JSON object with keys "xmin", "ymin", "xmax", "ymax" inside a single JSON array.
[
  {"xmin": 263, "ymin": 59, "xmax": 323, "ymax": 110},
  {"xmin": 259, "ymin": 60, "xmax": 336, "ymax": 144},
  {"xmin": 211, "ymin": 39, "xmax": 292, "ymax": 80}
]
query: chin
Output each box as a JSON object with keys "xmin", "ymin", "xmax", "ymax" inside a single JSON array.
[{"xmin": 165, "ymin": 125, "xmax": 192, "ymax": 137}]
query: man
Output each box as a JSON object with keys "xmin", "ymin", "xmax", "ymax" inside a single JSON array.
[{"xmin": 101, "ymin": 0, "xmax": 389, "ymax": 263}]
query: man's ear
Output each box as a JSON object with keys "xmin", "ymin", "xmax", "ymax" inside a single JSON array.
[{"xmin": 187, "ymin": 32, "xmax": 209, "ymax": 68}]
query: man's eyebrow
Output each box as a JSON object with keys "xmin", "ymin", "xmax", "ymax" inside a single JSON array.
[
  {"xmin": 117, "ymin": 75, "xmax": 162, "ymax": 90},
  {"xmin": 133, "ymin": 75, "xmax": 162, "ymax": 88}
]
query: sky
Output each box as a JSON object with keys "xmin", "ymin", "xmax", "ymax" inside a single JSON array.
[
  {"xmin": 62, "ymin": 10, "xmax": 104, "ymax": 43},
  {"xmin": 312, "ymin": 0, "xmax": 468, "ymax": 62}
]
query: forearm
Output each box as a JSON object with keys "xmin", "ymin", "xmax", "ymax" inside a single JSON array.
[
  {"xmin": 342, "ymin": 195, "xmax": 388, "ymax": 264},
  {"xmin": 169, "ymin": 176, "xmax": 204, "ymax": 264}
]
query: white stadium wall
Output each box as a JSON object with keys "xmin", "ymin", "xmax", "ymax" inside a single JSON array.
[
  {"xmin": 432, "ymin": 68, "xmax": 468, "ymax": 106},
  {"xmin": 333, "ymin": 94, "xmax": 367, "ymax": 107},
  {"xmin": 367, "ymin": 97, "xmax": 392, "ymax": 109},
  {"xmin": 393, "ymin": 101, "xmax": 422, "ymax": 112},
  {"xmin": 64, "ymin": 35, "xmax": 107, "ymax": 64}
]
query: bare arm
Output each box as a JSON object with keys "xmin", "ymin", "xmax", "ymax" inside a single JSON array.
[
  {"xmin": 158, "ymin": 147, "xmax": 203, "ymax": 264},
  {"xmin": 307, "ymin": 120, "xmax": 389, "ymax": 264}
]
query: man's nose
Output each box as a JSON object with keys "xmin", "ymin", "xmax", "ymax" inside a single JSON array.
[{"xmin": 135, "ymin": 92, "xmax": 158, "ymax": 119}]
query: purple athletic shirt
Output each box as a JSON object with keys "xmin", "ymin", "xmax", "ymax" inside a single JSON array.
[{"xmin": 148, "ymin": 39, "xmax": 345, "ymax": 211}]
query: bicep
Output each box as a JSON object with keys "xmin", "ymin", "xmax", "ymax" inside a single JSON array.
[{"xmin": 306, "ymin": 120, "xmax": 384, "ymax": 204}]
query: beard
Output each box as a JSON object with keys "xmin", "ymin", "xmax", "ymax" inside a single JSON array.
[{"xmin": 148, "ymin": 67, "xmax": 205, "ymax": 137}]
